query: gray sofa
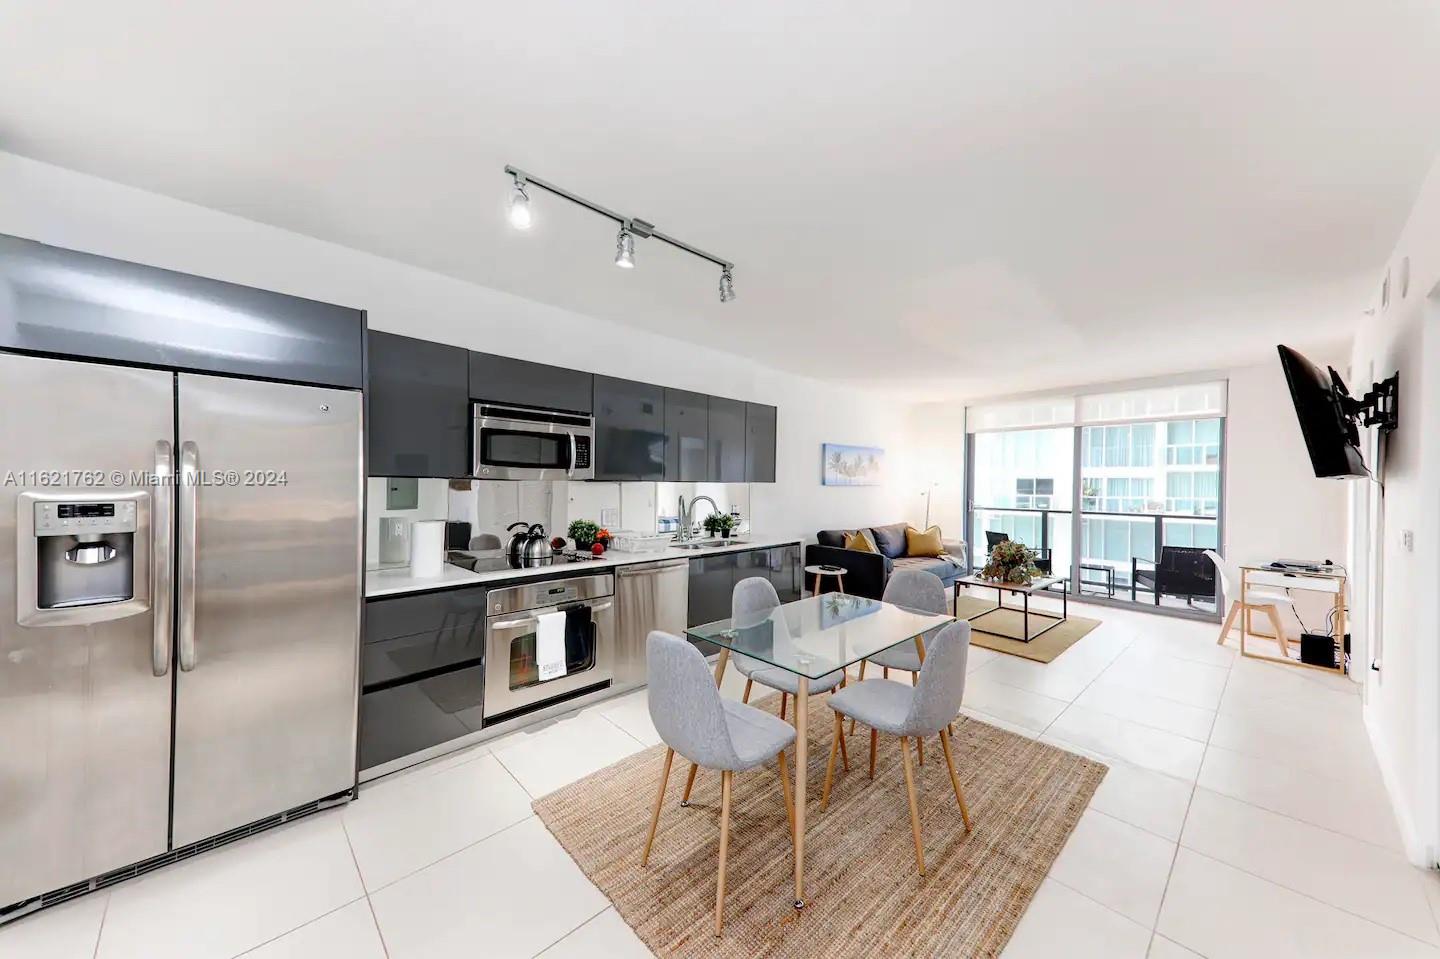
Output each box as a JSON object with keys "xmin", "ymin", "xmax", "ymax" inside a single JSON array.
[{"xmin": 804, "ymin": 522, "xmax": 968, "ymax": 600}]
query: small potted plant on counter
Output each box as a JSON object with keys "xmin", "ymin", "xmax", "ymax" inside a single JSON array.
[
  {"xmin": 567, "ymin": 518, "xmax": 600, "ymax": 551},
  {"xmin": 703, "ymin": 512, "xmax": 737, "ymax": 540}
]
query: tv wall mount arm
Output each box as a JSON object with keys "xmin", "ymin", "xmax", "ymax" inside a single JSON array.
[{"xmin": 1331, "ymin": 368, "xmax": 1399, "ymax": 433}]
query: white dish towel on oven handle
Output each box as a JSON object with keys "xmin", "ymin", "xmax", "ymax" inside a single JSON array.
[{"xmin": 535, "ymin": 610, "xmax": 568, "ymax": 682}]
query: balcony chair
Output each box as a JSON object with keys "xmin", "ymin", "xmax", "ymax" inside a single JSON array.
[
  {"xmin": 1205, "ymin": 550, "xmax": 1296, "ymax": 657},
  {"xmin": 984, "ymin": 530, "xmax": 1053, "ymax": 575},
  {"xmin": 1131, "ymin": 546, "xmax": 1216, "ymax": 607}
]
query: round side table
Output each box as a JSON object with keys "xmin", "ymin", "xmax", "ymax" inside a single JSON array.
[{"xmin": 805, "ymin": 564, "xmax": 847, "ymax": 597}]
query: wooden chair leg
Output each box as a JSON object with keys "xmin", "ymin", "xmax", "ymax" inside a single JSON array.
[
  {"xmin": 834, "ymin": 694, "xmax": 850, "ymax": 771},
  {"xmin": 869, "ymin": 728, "xmax": 878, "ymax": 779},
  {"xmin": 899, "ymin": 737, "xmax": 926, "ymax": 876},
  {"xmin": 780, "ymin": 692, "xmax": 788, "ymax": 721},
  {"xmin": 742, "ymin": 678, "xmax": 753, "ymax": 704},
  {"xmin": 680, "ymin": 762, "xmax": 699, "ymax": 807},
  {"xmin": 939, "ymin": 727, "xmax": 972, "ymax": 832},
  {"xmin": 777, "ymin": 750, "xmax": 796, "ymax": 839},
  {"xmin": 849, "ymin": 661, "xmax": 867, "ymax": 735},
  {"xmin": 641, "ymin": 747, "xmax": 675, "ymax": 865},
  {"xmin": 821, "ymin": 713, "xmax": 842, "ymax": 810},
  {"xmin": 1263, "ymin": 604, "xmax": 1290, "ymax": 657},
  {"xmin": 715, "ymin": 770, "xmax": 732, "ymax": 937},
  {"xmin": 1217, "ymin": 600, "xmax": 1241, "ymax": 646},
  {"xmin": 883, "ymin": 666, "xmax": 890, "ymax": 679}
]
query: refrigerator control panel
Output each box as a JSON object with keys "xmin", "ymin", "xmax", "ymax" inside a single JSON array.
[{"xmin": 34, "ymin": 500, "xmax": 138, "ymax": 537}]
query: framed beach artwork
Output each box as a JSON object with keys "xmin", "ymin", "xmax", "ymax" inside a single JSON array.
[{"xmin": 822, "ymin": 443, "xmax": 884, "ymax": 486}]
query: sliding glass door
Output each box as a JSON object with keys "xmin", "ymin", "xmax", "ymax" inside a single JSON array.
[
  {"xmin": 965, "ymin": 383, "xmax": 1225, "ymax": 621},
  {"xmin": 968, "ymin": 427, "xmax": 1073, "ymax": 582}
]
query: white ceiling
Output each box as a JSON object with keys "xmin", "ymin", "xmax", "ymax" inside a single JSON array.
[{"xmin": 3, "ymin": 1, "xmax": 1438, "ymax": 398}]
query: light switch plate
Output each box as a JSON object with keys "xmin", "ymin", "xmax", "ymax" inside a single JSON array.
[
  {"xmin": 601, "ymin": 507, "xmax": 620, "ymax": 528},
  {"xmin": 1403, "ymin": 529, "xmax": 1415, "ymax": 551}
]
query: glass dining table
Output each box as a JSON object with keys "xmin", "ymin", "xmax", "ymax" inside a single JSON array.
[{"xmin": 686, "ymin": 593, "xmax": 954, "ymax": 909}]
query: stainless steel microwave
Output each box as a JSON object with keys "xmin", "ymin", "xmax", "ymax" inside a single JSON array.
[{"xmin": 472, "ymin": 403, "xmax": 595, "ymax": 480}]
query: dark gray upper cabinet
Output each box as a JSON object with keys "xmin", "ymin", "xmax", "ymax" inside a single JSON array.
[
  {"xmin": 593, "ymin": 375, "xmax": 665, "ymax": 480},
  {"xmin": 664, "ymin": 388, "xmax": 709, "ymax": 482},
  {"xmin": 468, "ymin": 351, "xmax": 593, "ymax": 414},
  {"xmin": 0, "ymin": 234, "xmax": 363, "ymax": 388},
  {"xmin": 708, "ymin": 396, "xmax": 747, "ymax": 483},
  {"xmin": 367, "ymin": 331, "xmax": 470, "ymax": 477},
  {"xmin": 745, "ymin": 403, "xmax": 777, "ymax": 483}
]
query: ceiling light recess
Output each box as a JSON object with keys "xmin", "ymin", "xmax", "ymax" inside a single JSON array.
[{"xmin": 503, "ymin": 165, "xmax": 734, "ymax": 302}]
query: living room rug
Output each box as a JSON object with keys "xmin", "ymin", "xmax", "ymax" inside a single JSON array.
[
  {"xmin": 533, "ymin": 692, "xmax": 1106, "ymax": 958},
  {"xmin": 954, "ymin": 594, "xmax": 1102, "ymax": 664}
]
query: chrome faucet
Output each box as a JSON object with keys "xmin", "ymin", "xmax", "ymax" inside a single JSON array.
[{"xmin": 677, "ymin": 494, "xmax": 719, "ymax": 542}]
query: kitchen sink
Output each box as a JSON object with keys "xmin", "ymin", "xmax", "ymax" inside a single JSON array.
[{"xmin": 674, "ymin": 539, "xmax": 747, "ymax": 549}]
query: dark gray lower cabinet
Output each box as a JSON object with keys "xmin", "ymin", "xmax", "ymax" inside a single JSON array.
[
  {"xmin": 686, "ymin": 545, "xmax": 801, "ymax": 653},
  {"xmin": 360, "ymin": 587, "xmax": 488, "ymax": 771},
  {"xmin": 368, "ymin": 331, "xmax": 470, "ymax": 477}
]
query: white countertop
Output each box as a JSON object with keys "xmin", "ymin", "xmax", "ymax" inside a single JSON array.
[{"xmin": 365, "ymin": 535, "xmax": 805, "ymax": 598}]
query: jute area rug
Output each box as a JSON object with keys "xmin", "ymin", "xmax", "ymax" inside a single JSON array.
[
  {"xmin": 954, "ymin": 594, "xmax": 1103, "ymax": 664},
  {"xmin": 534, "ymin": 691, "xmax": 1107, "ymax": 958}
]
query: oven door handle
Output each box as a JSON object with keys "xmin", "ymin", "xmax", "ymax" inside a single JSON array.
[
  {"xmin": 582, "ymin": 601, "xmax": 612, "ymax": 615},
  {"xmin": 490, "ymin": 616, "xmax": 538, "ymax": 630}
]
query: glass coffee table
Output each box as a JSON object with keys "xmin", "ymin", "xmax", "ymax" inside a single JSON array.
[{"xmin": 953, "ymin": 573, "xmax": 1068, "ymax": 643}]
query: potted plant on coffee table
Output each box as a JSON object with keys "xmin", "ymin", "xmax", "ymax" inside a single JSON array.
[{"xmin": 981, "ymin": 538, "xmax": 1041, "ymax": 585}]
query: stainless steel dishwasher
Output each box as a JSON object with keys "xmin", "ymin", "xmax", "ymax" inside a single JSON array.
[{"xmin": 615, "ymin": 559, "xmax": 690, "ymax": 690}]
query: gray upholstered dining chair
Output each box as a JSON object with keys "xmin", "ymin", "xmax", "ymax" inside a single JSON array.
[
  {"xmin": 820, "ymin": 621, "xmax": 974, "ymax": 876},
  {"xmin": 681, "ymin": 576, "xmax": 849, "ymax": 804},
  {"xmin": 847, "ymin": 569, "xmax": 948, "ymax": 765},
  {"xmin": 642, "ymin": 631, "xmax": 797, "ymax": 936}
]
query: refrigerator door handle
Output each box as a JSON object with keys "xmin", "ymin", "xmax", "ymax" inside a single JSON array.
[
  {"xmin": 178, "ymin": 440, "xmax": 199, "ymax": 672},
  {"xmin": 152, "ymin": 440, "xmax": 174, "ymax": 677}
]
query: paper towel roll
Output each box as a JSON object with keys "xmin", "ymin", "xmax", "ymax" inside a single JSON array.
[{"xmin": 409, "ymin": 520, "xmax": 447, "ymax": 578}]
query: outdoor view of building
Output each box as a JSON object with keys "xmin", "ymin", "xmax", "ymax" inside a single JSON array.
[{"xmin": 970, "ymin": 416, "xmax": 1222, "ymax": 611}]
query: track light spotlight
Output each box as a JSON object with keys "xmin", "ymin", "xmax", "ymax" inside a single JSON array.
[
  {"xmin": 508, "ymin": 176, "xmax": 532, "ymax": 230},
  {"xmin": 614, "ymin": 227, "xmax": 635, "ymax": 269},
  {"xmin": 719, "ymin": 268, "xmax": 736, "ymax": 303}
]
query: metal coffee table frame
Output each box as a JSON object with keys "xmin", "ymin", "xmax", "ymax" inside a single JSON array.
[{"xmin": 954, "ymin": 575, "xmax": 1067, "ymax": 644}]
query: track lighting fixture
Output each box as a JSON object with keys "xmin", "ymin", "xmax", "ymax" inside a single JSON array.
[
  {"xmin": 719, "ymin": 268, "xmax": 735, "ymax": 303},
  {"xmin": 503, "ymin": 165, "xmax": 734, "ymax": 302},
  {"xmin": 614, "ymin": 226, "xmax": 635, "ymax": 269},
  {"xmin": 507, "ymin": 175, "xmax": 532, "ymax": 230}
]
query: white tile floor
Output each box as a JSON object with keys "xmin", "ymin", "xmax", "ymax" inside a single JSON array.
[{"xmin": 4, "ymin": 597, "xmax": 1436, "ymax": 959}]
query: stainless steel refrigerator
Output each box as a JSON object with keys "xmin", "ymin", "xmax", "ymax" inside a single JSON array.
[{"xmin": 0, "ymin": 350, "xmax": 363, "ymax": 911}]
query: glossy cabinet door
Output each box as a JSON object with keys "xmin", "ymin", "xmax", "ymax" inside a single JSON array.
[
  {"xmin": 664, "ymin": 388, "xmax": 709, "ymax": 481},
  {"xmin": 745, "ymin": 402, "xmax": 777, "ymax": 483},
  {"xmin": 593, "ymin": 375, "xmax": 666, "ymax": 480},
  {"xmin": 368, "ymin": 331, "xmax": 470, "ymax": 477},
  {"xmin": 768, "ymin": 545, "xmax": 802, "ymax": 602},
  {"xmin": 468, "ymin": 351, "xmax": 593, "ymax": 414},
  {"xmin": 707, "ymin": 396, "xmax": 747, "ymax": 483}
]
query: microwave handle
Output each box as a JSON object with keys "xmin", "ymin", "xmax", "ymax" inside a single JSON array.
[{"xmin": 567, "ymin": 432, "xmax": 578, "ymax": 478}]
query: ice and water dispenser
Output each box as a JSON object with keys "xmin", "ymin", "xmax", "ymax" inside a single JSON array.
[{"xmin": 17, "ymin": 491, "xmax": 152, "ymax": 627}]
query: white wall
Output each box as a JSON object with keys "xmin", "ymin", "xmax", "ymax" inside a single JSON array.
[
  {"xmin": 1349, "ymin": 150, "xmax": 1440, "ymax": 867},
  {"xmin": 0, "ymin": 150, "xmax": 913, "ymax": 546}
]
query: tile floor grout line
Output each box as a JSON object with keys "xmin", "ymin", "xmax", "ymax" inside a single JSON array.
[
  {"xmin": 362, "ymin": 809, "xmax": 539, "ymax": 896},
  {"xmin": 530, "ymin": 903, "xmax": 616, "ymax": 957},
  {"xmin": 1177, "ymin": 846, "xmax": 1440, "ymax": 951},
  {"xmin": 493, "ymin": 748, "xmax": 538, "ymax": 800},
  {"xmin": 340, "ymin": 819, "xmax": 392, "ymax": 959},
  {"xmin": 89, "ymin": 891, "xmax": 110, "ymax": 959},
  {"xmin": 1045, "ymin": 873, "xmax": 1158, "ymax": 934},
  {"xmin": 1034, "ymin": 633, "xmax": 1135, "ymax": 741},
  {"xmin": 594, "ymin": 710, "xmax": 651, "ymax": 750},
  {"xmin": 1147, "ymin": 643, "xmax": 1233, "ymax": 954},
  {"xmin": 1187, "ymin": 780, "xmax": 1413, "ymax": 857},
  {"xmin": 227, "ymin": 894, "xmax": 371, "ymax": 959}
]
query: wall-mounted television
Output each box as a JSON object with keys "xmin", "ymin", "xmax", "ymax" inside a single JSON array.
[{"xmin": 1277, "ymin": 345, "xmax": 1398, "ymax": 480}]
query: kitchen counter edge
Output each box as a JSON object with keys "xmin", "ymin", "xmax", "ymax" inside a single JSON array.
[{"xmin": 365, "ymin": 536, "xmax": 805, "ymax": 598}]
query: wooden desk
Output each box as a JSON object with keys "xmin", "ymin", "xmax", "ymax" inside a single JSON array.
[{"xmin": 1238, "ymin": 565, "xmax": 1346, "ymax": 675}]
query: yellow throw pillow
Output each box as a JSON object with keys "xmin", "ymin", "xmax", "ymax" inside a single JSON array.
[
  {"xmin": 905, "ymin": 525, "xmax": 945, "ymax": 557},
  {"xmin": 843, "ymin": 529, "xmax": 877, "ymax": 553}
]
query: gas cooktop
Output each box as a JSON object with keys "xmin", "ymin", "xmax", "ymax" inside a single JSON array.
[{"xmin": 446, "ymin": 549, "xmax": 605, "ymax": 574}]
